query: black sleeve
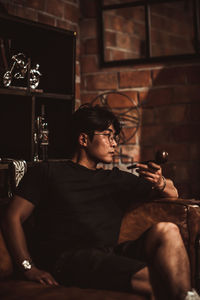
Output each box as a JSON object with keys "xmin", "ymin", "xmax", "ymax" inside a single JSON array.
[
  {"xmin": 112, "ymin": 167, "xmax": 153, "ymax": 202},
  {"xmin": 15, "ymin": 162, "xmax": 49, "ymax": 206}
]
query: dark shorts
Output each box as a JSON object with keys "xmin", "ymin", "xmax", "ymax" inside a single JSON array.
[{"xmin": 53, "ymin": 233, "xmax": 148, "ymax": 292}]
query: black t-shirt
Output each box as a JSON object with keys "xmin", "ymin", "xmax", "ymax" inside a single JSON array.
[{"xmin": 16, "ymin": 160, "xmax": 152, "ymax": 267}]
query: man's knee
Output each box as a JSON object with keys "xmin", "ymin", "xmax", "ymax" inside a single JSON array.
[
  {"xmin": 144, "ymin": 222, "xmax": 182, "ymax": 257},
  {"xmin": 149, "ymin": 222, "xmax": 180, "ymax": 240}
]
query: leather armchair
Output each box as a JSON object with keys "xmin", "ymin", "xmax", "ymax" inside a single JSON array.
[{"xmin": 0, "ymin": 198, "xmax": 200, "ymax": 299}]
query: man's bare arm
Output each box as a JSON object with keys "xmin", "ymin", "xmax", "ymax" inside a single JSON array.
[
  {"xmin": 136, "ymin": 162, "xmax": 178, "ymax": 199},
  {"xmin": 2, "ymin": 195, "xmax": 58, "ymax": 285}
]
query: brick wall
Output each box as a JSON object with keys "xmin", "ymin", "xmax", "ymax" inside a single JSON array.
[
  {"xmin": 80, "ymin": 0, "xmax": 200, "ymax": 199},
  {"xmin": 0, "ymin": 0, "xmax": 81, "ymax": 105},
  {"xmin": 1, "ymin": 0, "xmax": 200, "ymax": 199},
  {"xmin": 103, "ymin": 1, "xmax": 193, "ymax": 61},
  {"xmin": 150, "ymin": 2, "xmax": 194, "ymax": 57}
]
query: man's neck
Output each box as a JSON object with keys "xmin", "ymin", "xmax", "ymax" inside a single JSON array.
[{"xmin": 71, "ymin": 153, "xmax": 97, "ymax": 170}]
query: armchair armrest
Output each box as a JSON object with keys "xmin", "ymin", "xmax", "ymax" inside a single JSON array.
[{"xmin": 118, "ymin": 198, "xmax": 200, "ymax": 289}]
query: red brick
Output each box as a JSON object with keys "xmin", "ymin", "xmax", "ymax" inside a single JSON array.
[
  {"xmin": 141, "ymin": 108, "xmax": 155, "ymax": 125},
  {"xmin": 76, "ymin": 61, "xmax": 80, "ymax": 77},
  {"xmin": 189, "ymin": 104, "xmax": 200, "ymax": 122},
  {"xmin": 104, "ymin": 13, "xmax": 124, "ymax": 32},
  {"xmin": 124, "ymin": 19, "xmax": 145, "ymax": 37},
  {"xmin": 76, "ymin": 42, "xmax": 81, "ymax": 59},
  {"xmin": 190, "ymin": 181, "xmax": 200, "ymax": 199},
  {"xmin": 107, "ymin": 49, "xmax": 127, "ymax": 61},
  {"xmin": 148, "ymin": 143, "xmax": 190, "ymax": 162},
  {"xmin": 85, "ymin": 73, "xmax": 118, "ymax": 90},
  {"xmin": 23, "ymin": 0, "xmax": 45, "ymax": 10},
  {"xmin": 189, "ymin": 163, "xmax": 200, "ymax": 181},
  {"xmin": 170, "ymin": 125, "xmax": 199, "ymax": 143},
  {"xmin": 80, "ymin": 55, "xmax": 98, "ymax": 73},
  {"xmin": 104, "ymin": 31, "xmax": 116, "ymax": 48},
  {"xmin": 67, "ymin": 0, "xmax": 79, "ymax": 5},
  {"xmin": 98, "ymin": 91, "xmax": 138, "ymax": 108},
  {"xmin": 140, "ymin": 125, "xmax": 169, "ymax": 145},
  {"xmin": 75, "ymin": 82, "xmax": 80, "ymax": 100},
  {"xmin": 151, "ymin": 2, "xmax": 181, "ymax": 21},
  {"xmin": 176, "ymin": 182, "xmax": 190, "ymax": 198},
  {"xmin": 116, "ymin": 33, "xmax": 131, "ymax": 50},
  {"xmin": 169, "ymin": 35, "xmax": 192, "ymax": 55},
  {"xmin": 189, "ymin": 163, "xmax": 200, "ymax": 177},
  {"xmin": 64, "ymin": 2, "xmax": 79, "ymax": 23},
  {"xmin": 119, "ymin": 70, "xmax": 151, "ymax": 88},
  {"xmin": 81, "ymin": 93, "xmax": 98, "ymax": 104},
  {"xmin": 56, "ymin": 19, "xmax": 69, "ymax": 30},
  {"xmin": 3, "ymin": 3, "xmax": 16, "ymax": 15},
  {"xmin": 116, "ymin": 5, "xmax": 144, "ymax": 23},
  {"xmin": 80, "ymin": 75, "xmax": 86, "ymax": 89},
  {"xmin": 174, "ymin": 163, "xmax": 190, "ymax": 182},
  {"xmin": 123, "ymin": 91, "xmax": 139, "ymax": 105},
  {"xmin": 151, "ymin": 29, "xmax": 170, "ymax": 50},
  {"xmin": 156, "ymin": 104, "xmax": 188, "ymax": 124},
  {"xmin": 56, "ymin": 20, "xmax": 77, "ymax": 32},
  {"xmin": 56, "ymin": 19, "xmax": 78, "ymax": 32},
  {"xmin": 168, "ymin": 144, "xmax": 190, "ymax": 161},
  {"xmin": 75, "ymin": 99, "xmax": 81, "ymax": 110},
  {"xmin": 80, "ymin": 19, "xmax": 97, "ymax": 39},
  {"xmin": 152, "ymin": 68, "xmax": 186, "ymax": 86},
  {"xmin": 46, "ymin": 0, "xmax": 64, "ymax": 18},
  {"xmin": 80, "ymin": 0, "xmax": 97, "ymax": 18},
  {"xmin": 139, "ymin": 87, "xmax": 173, "ymax": 107},
  {"xmin": 38, "ymin": 12, "xmax": 55, "ymax": 26},
  {"xmin": 189, "ymin": 143, "xmax": 200, "ymax": 161},
  {"xmin": 140, "ymin": 146, "xmax": 155, "ymax": 162},
  {"xmin": 173, "ymin": 86, "xmax": 200, "ymax": 103},
  {"xmin": 121, "ymin": 127, "xmax": 137, "ymax": 144},
  {"xmin": 185, "ymin": 66, "xmax": 200, "ymax": 84},
  {"xmin": 84, "ymin": 38, "xmax": 98, "ymax": 55},
  {"xmin": 15, "ymin": 5, "xmax": 37, "ymax": 21}
]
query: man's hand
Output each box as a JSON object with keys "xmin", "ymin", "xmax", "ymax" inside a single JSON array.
[
  {"xmin": 135, "ymin": 161, "xmax": 164, "ymax": 189},
  {"xmin": 24, "ymin": 266, "xmax": 59, "ymax": 286}
]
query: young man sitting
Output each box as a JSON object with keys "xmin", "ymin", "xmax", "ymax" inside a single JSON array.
[{"xmin": 2, "ymin": 104, "xmax": 200, "ymax": 300}]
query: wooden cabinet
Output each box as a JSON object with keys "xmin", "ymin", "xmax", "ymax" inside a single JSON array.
[{"xmin": 0, "ymin": 13, "xmax": 76, "ymax": 161}]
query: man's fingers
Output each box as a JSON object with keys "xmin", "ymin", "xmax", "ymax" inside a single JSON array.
[
  {"xmin": 41, "ymin": 274, "xmax": 59, "ymax": 286},
  {"xmin": 147, "ymin": 161, "xmax": 160, "ymax": 171},
  {"xmin": 47, "ymin": 276, "xmax": 59, "ymax": 286},
  {"xmin": 39, "ymin": 278, "xmax": 47, "ymax": 285}
]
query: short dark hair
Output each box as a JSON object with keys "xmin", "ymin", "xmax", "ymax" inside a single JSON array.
[{"xmin": 69, "ymin": 103, "xmax": 121, "ymax": 154}]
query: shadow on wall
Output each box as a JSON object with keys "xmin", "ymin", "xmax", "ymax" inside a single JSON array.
[
  {"xmin": 86, "ymin": 65, "xmax": 200, "ymax": 200},
  {"xmin": 139, "ymin": 65, "xmax": 200, "ymax": 199}
]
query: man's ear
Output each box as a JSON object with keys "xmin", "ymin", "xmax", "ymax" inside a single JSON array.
[{"xmin": 78, "ymin": 133, "xmax": 88, "ymax": 147}]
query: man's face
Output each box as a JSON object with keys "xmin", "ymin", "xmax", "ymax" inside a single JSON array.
[{"xmin": 86, "ymin": 124, "xmax": 118, "ymax": 164}]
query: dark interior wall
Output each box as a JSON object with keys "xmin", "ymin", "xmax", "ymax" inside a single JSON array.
[{"xmin": 79, "ymin": 0, "xmax": 200, "ymax": 199}]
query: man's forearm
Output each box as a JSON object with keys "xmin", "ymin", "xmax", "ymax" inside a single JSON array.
[{"xmin": 2, "ymin": 217, "xmax": 33, "ymax": 270}]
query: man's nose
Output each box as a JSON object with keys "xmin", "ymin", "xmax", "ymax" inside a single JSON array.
[{"xmin": 111, "ymin": 139, "xmax": 117, "ymax": 147}]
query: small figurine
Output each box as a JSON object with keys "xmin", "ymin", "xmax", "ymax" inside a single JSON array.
[
  {"xmin": 30, "ymin": 64, "xmax": 42, "ymax": 89},
  {"xmin": 2, "ymin": 53, "xmax": 42, "ymax": 90},
  {"xmin": 3, "ymin": 53, "xmax": 28, "ymax": 87},
  {"xmin": 12, "ymin": 53, "xmax": 28, "ymax": 79}
]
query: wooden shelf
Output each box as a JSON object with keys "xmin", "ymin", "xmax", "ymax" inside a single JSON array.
[
  {"xmin": 0, "ymin": 88, "xmax": 74, "ymax": 100},
  {"xmin": 0, "ymin": 12, "xmax": 76, "ymax": 162}
]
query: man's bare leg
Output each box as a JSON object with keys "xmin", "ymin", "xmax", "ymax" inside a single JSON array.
[
  {"xmin": 131, "ymin": 267, "xmax": 154, "ymax": 299},
  {"xmin": 144, "ymin": 222, "xmax": 191, "ymax": 300}
]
